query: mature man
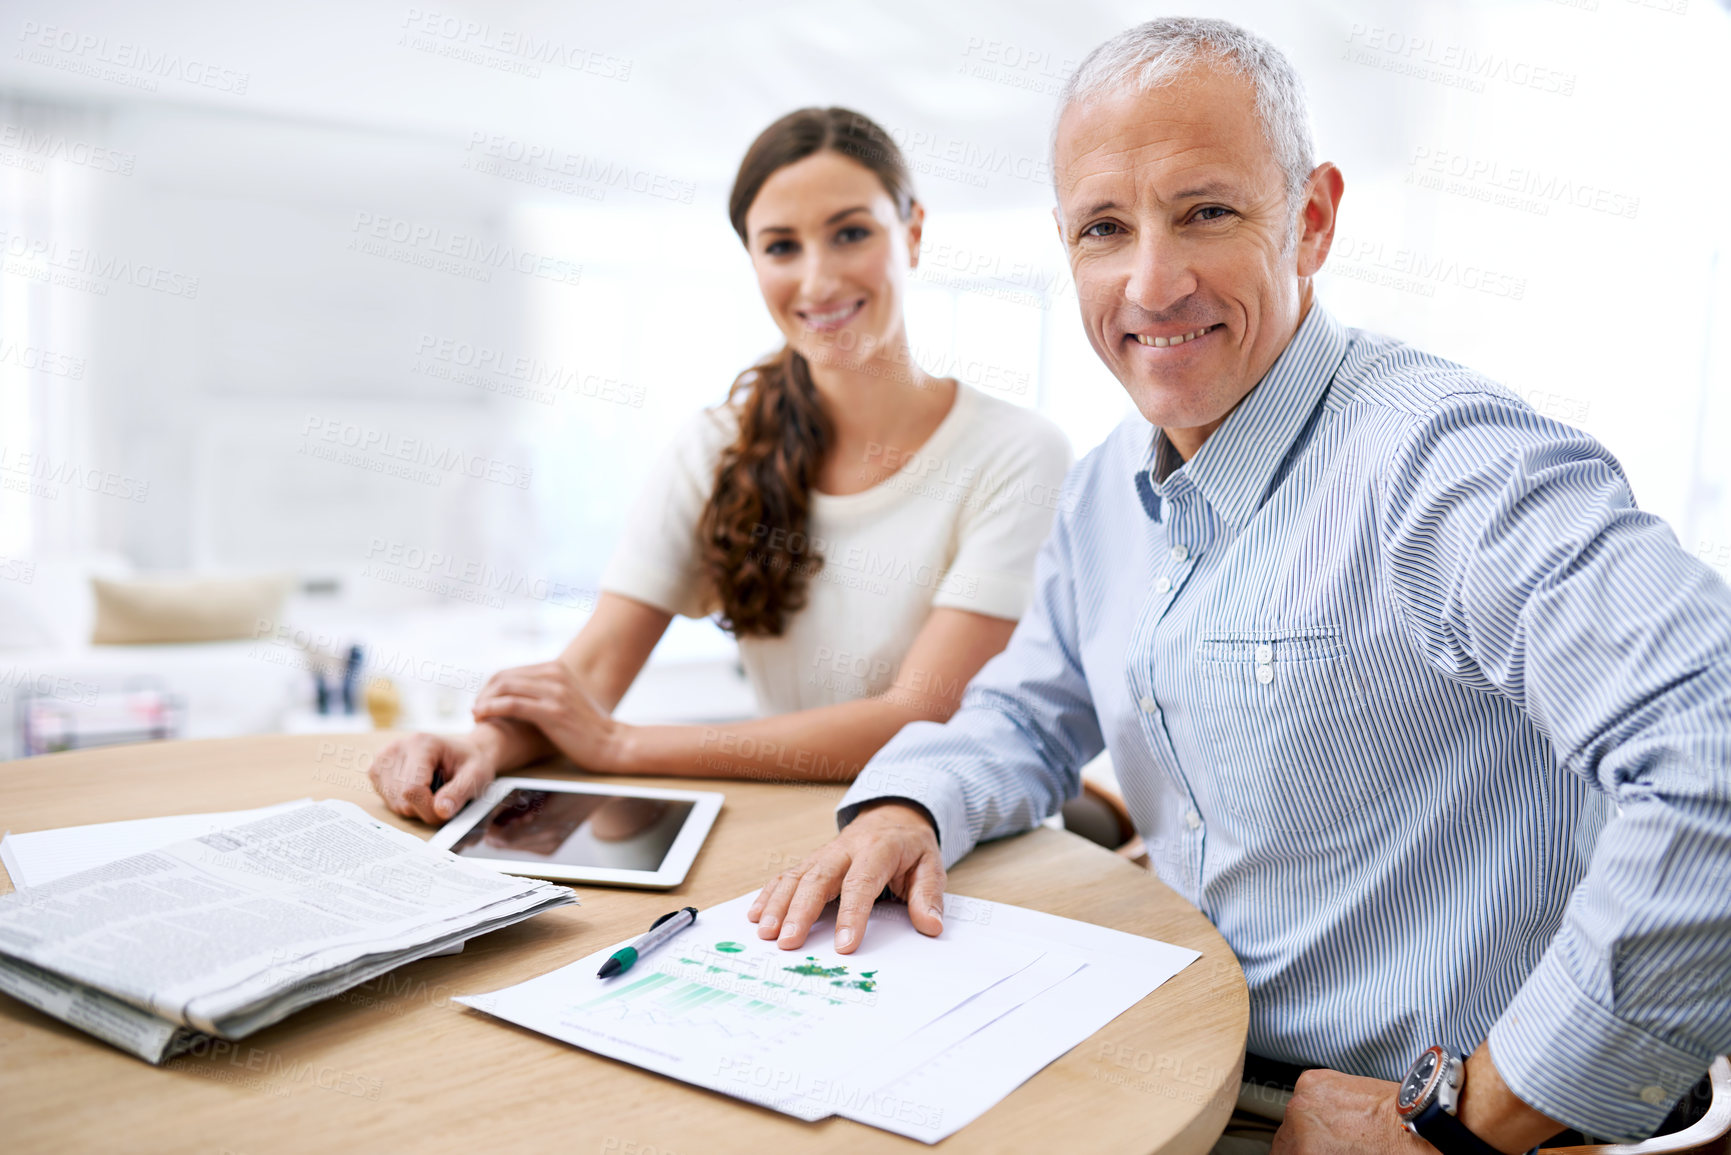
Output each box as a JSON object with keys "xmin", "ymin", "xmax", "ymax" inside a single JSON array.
[{"xmin": 748, "ymin": 16, "xmax": 1730, "ymax": 1155}]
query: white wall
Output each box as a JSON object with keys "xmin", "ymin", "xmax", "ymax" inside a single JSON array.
[{"xmin": 1, "ymin": 0, "xmax": 1727, "ymax": 618}]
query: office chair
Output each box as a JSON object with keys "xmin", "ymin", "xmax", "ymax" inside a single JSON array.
[
  {"xmin": 1539, "ymin": 1056, "xmax": 1731, "ymax": 1154},
  {"xmin": 1060, "ymin": 779, "xmax": 1147, "ymax": 865}
]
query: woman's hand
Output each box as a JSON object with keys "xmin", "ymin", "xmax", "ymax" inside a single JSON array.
[
  {"xmin": 471, "ymin": 661, "xmax": 632, "ymax": 773},
  {"xmin": 370, "ymin": 730, "xmax": 501, "ymax": 824}
]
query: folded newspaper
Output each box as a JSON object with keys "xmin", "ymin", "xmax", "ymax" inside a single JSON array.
[{"xmin": 0, "ymin": 799, "xmax": 577, "ymax": 1063}]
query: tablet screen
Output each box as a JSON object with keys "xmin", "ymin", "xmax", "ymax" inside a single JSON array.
[{"xmin": 450, "ymin": 788, "xmax": 695, "ymax": 872}]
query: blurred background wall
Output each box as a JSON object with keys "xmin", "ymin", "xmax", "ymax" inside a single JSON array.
[{"xmin": 1, "ymin": 0, "xmax": 1727, "ymax": 753}]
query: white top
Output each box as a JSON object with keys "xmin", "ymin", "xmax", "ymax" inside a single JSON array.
[{"xmin": 600, "ymin": 383, "xmax": 1074, "ymax": 714}]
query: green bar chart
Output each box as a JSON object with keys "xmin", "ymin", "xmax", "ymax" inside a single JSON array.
[{"xmin": 577, "ymin": 970, "xmax": 804, "ymax": 1039}]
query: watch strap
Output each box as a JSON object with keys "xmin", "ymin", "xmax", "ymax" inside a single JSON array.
[{"xmin": 1409, "ymin": 1098, "xmax": 1508, "ymax": 1155}]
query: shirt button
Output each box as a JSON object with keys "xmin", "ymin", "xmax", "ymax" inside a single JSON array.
[
  {"xmin": 1139, "ymin": 696, "xmax": 1157, "ymax": 714},
  {"xmin": 1169, "ymin": 544, "xmax": 1188, "ymax": 563},
  {"xmin": 1153, "ymin": 576, "xmax": 1172, "ymax": 595},
  {"xmin": 1640, "ymin": 1086, "xmax": 1670, "ymax": 1106},
  {"xmin": 1255, "ymin": 664, "xmax": 1275, "ymax": 685},
  {"xmin": 1185, "ymin": 810, "xmax": 1202, "ymax": 830},
  {"xmin": 1255, "ymin": 643, "xmax": 1273, "ymax": 664}
]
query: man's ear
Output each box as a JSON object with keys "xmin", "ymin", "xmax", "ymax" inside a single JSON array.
[
  {"xmin": 1296, "ymin": 162, "xmax": 1345, "ymax": 278},
  {"xmin": 906, "ymin": 201, "xmax": 926, "ymax": 269},
  {"xmin": 1052, "ymin": 204, "xmax": 1065, "ymax": 245}
]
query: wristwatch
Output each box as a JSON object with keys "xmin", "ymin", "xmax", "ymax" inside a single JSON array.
[{"xmin": 1396, "ymin": 1045, "xmax": 1532, "ymax": 1155}]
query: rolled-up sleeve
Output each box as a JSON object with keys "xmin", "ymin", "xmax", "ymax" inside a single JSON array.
[
  {"xmin": 1380, "ymin": 390, "xmax": 1731, "ymax": 1139},
  {"xmin": 838, "ymin": 461, "xmax": 1105, "ymax": 869}
]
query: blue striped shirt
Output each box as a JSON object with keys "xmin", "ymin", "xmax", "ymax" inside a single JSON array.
[{"xmin": 839, "ymin": 302, "xmax": 1731, "ymax": 1140}]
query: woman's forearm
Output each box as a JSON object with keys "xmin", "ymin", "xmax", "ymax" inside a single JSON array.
[
  {"xmin": 612, "ymin": 693, "xmax": 949, "ymax": 783},
  {"xmin": 471, "ymin": 716, "xmax": 555, "ymax": 772}
]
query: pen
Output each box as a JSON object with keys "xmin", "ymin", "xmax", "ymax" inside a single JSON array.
[{"xmin": 598, "ymin": 907, "xmax": 698, "ymax": 978}]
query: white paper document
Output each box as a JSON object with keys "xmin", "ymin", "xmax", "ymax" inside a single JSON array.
[
  {"xmin": 0, "ymin": 802, "xmax": 310, "ymax": 888},
  {"xmin": 458, "ymin": 892, "xmax": 1044, "ymax": 1120},
  {"xmin": 838, "ymin": 895, "xmax": 1201, "ymax": 1143},
  {"xmin": 459, "ymin": 890, "xmax": 1200, "ymax": 1140}
]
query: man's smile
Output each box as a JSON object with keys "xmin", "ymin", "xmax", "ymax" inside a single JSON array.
[{"xmin": 1130, "ymin": 323, "xmax": 1224, "ymax": 349}]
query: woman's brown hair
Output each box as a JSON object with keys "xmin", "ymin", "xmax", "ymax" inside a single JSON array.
[{"xmin": 698, "ymin": 107, "xmax": 916, "ymax": 638}]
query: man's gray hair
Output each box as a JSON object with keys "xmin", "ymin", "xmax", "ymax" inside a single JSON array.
[{"xmin": 1055, "ymin": 18, "xmax": 1316, "ymax": 207}]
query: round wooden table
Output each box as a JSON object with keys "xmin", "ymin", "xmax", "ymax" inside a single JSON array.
[{"xmin": 0, "ymin": 734, "xmax": 1248, "ymax": 1154}]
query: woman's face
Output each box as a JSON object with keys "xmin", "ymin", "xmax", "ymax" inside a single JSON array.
[{"xmin": 742, "ymin": 151, "xmax": 922, "ymax": 376}]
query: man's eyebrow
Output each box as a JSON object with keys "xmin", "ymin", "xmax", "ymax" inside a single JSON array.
[
  {"xmin": 1068, "ymin": 182, "xmax": 1243, "ymax": 225},
  {"xmin": 756, "ymin": 205, "xmax": 872, "ymax": 237},
  {"xmin": 1170, "ymin": 181, "xmax": 1244, "ymax": 201},
  {"xmin": 1075, "ymin": 199, "xmax": 1122, "ymax": 220}
]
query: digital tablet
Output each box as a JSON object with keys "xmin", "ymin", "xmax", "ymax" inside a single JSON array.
[{"xmin": 426, "ymin": 778, "xmax": 723, "ymax": 889}]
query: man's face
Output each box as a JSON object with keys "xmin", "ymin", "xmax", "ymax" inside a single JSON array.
[{"xmin": 1054, "ymin": 66, "xmax": 1336, "ymax": 447}]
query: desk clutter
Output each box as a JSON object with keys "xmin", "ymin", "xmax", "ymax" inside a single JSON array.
[
  {"xmin": 0, "ymin": 799, "xmax": 1200, "ymax": 1144},
  {"xmin": 0, "ymin": 800, "xmax": 575, "ymax": 1062}
]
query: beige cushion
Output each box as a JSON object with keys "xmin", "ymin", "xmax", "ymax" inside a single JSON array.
[{"xmin": 91, "ymin": 574, "xmax": 290, "ymax": 645}]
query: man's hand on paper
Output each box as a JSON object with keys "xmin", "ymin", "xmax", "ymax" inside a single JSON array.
[
  {"xmin": 371, "ymin": 731, "xmax": 500, "ymax": 824},
  {"xmin": 748, "ymin": 800, "xmax": 946, "ymax": 954}
]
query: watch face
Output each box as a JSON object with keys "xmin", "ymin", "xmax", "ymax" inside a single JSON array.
[{"xmin": 1397, "ymin": 1048, "xmax": 1441, "ymax": 1115}]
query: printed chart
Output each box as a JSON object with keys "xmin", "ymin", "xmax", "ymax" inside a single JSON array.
[{"xmin": 461, "ymin": 893, "xmax": 1044, "ymax": 1120}]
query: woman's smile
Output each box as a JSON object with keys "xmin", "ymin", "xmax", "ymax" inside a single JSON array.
[{"xmin": 797, "ymin": 298, "xmax": 867, "ymax": 332}]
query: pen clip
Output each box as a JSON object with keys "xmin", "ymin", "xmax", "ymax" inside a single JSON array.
[{"xmin": 649, "ymin": 906, "xmax": 697, "ymax": 930}]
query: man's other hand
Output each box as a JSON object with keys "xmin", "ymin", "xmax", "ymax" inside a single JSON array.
[
  {"xmin": 1272, "ymin": 1069, "xmax": 1429, "ymax": 1154},
  {"xmin": 747, "ymin": 801, "xmax": 945, "ymax": 954}
]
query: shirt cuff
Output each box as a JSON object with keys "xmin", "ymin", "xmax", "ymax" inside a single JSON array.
[
  {"xmin": 1487, "ymin": 939, "xmax": 1714, "ymax": 1140},
  {"xmin": 836, "ymin": 756, "xmax": 976, "ymax": 870}
]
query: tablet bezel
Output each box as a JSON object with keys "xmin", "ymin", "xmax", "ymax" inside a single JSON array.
[{"xmin": 425, "ymin": 777, "xmax": 723, "ymax": 889}]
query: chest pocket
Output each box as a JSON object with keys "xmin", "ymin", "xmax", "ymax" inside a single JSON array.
[{"xmin": 1192, "ymin": 625, "xmax": 1395, "ymax": 834}]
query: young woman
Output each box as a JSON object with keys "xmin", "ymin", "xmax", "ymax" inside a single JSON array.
[{"xmin": 371, "ymin": 107, "xmax": 1072, "ymax": 824}]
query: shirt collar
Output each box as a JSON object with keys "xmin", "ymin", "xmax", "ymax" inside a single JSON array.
[{"xmin": 1135, "ymin": 302, "xmax": 1350, "ymax": 530}]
